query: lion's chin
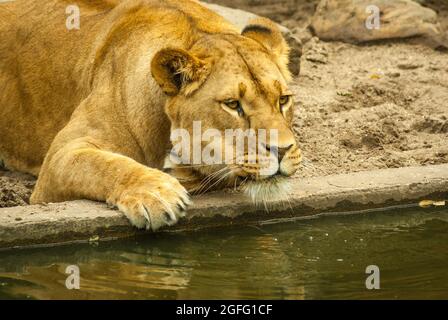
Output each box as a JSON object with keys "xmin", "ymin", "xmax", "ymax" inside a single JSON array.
[{"xmin": 241, "ymin": 176, "xmax": 291, "ymax": 207}]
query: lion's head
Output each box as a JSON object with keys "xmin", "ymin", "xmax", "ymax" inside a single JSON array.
[{"xmin": 151, "ymin": 17, "xmax": 302, "ymax": 204}]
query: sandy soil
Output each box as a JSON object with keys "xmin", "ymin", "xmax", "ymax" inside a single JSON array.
[
  {"xmin": 1, "ymin": 0, "xmax": 447, "ymax": 207},
  {"xmin": 293, "ymin": 39, "xmax": 448, "ymax": 178}
]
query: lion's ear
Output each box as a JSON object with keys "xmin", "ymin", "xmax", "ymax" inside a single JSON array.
[
  {"xmin": 151, "ymin": 48, "xmax": 210, "ymax": 96},
  {"xmin": 242, "ymin": 17, "xmax": 291, "ymax": 80}
]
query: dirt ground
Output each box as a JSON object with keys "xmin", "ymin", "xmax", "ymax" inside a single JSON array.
[
  {"xmin": 293, "ymin": 39, "xmax": 448, "ymax": 177},
  {"xmin": 0, "ymin": 168, "xmax": 35, "ymax": 207},
  {"xmin": 1, "ymin": 0, "xmax": 447, "ymax": 207}
]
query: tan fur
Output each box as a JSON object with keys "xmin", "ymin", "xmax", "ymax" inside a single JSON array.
[{"xmin": 0, "ymin": 0, "xmax": 301, "ymax": 230}]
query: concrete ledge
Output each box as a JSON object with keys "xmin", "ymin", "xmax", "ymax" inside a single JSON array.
[{"xmin": 1, "ymin": 164, "xmax": 447, "ymax": 250}]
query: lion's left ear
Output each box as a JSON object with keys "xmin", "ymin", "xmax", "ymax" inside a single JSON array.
[{"xmin": 242, "ymin": 17, "xmax": 291, "ymax": 81}]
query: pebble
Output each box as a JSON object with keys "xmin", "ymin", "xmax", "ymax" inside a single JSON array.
[{"xmin": 397, "ymin": 62, "xmax": 423, "ymax": 70}]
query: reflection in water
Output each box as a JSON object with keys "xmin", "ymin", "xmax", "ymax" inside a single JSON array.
[{"xmin": 0, "ymin": 207, "xmax": 447, "ymax": 299}]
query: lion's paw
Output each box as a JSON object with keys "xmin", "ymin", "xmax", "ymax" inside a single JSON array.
[{"xmin": 113, "ymin": 174, "xmax": 192, "ymax": 230}]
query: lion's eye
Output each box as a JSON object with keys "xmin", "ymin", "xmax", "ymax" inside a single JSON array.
[
  {"xmin": 279, "ymin": 95, "xmax": 291, "ymax": 107},
  {"xmin": 224, "ymin": 100, "xmax": 239, "ymax": 109},
  {"xmin": 224, "ymin": 100, "xmax": 244, "ymax": 117}
]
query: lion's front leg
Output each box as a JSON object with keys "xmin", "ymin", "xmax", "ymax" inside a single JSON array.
[{"xmin": 31, "ymin": 144, "xmax": 191, "ymax": 230}]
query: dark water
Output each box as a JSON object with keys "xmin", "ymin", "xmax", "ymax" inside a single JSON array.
[{"xmin": 0, "ymin": 206, "xmax": 447, "ymax": 300}]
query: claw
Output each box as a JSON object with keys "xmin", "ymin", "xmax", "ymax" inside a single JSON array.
[
  {"xmin": 181, "ymin": 196, "xmax": 192, "ymax": 208},
  {"xmin": 142, "ymin": 205, "xmax": 152, "ymax": 230},
  {"xmin": 164, "ymin": 211, "xmax": 178, "ymax": 225},
  {"xmin": 177, "ymin": 203, "xmax": 188, "ymax": 218},
  {"xmin": 164, "ymin": 212, "xmax": 172, "ymax": 222}
]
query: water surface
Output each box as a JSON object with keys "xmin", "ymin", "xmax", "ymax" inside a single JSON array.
[{"xmin": 0, "ymin": 206, "xmax": 447, "ymax": 299}]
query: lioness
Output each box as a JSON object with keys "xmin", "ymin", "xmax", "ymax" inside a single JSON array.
[{"xmin": 0, "ymin": 0, "xmax": 301, "ymax": 230}]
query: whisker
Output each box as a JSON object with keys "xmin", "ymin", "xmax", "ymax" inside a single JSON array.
[
  {"xmin": 198, "ymin": 169, "xmax": 232, "ymax": 195},
  {"xmin": 177, "ymin": 163, "xmax": 215, "ymax": 168},
  {"xmin": 195, "ymin": 167, "xmax": 229, "ymax": 195}
]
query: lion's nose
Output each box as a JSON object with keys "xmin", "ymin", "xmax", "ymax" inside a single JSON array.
[{"xmin": 265, "ymin": 144, "xmax": 294, "ymax": 162}]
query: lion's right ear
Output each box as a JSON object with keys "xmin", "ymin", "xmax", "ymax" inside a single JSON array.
[
  {"xmin": 242, "ymin": 18, "xmax": 291, "ymax": 81},
  {"xmin": 151, "ymin": 48, "xmax": 210, "ymax": 96}
]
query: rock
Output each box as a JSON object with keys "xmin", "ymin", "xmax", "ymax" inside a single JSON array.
[
  {"xmin": 201, "ymin": 2, "xmax": 303, "ymax": 76},
  {"xmin": 386, "ymin": 71, "xmax": 401, "ymax": 78},
  {"xmin": 1, "ymin": 165, "xmax": 448, "ymax": 249},
  {"xmin": 412, "ymin": 116, "xmax": 448, "ymax": 134},
  {"xmin": 304, "ymin": 37, "xmax": 329, "ymax": 65},
  {"xmin": 310, "ymin": 0, "xmax": 447, "ymax": 49},
  {"xmin": 201, "ymin": 0, "xmax": 300, "ymax": 24},
  {"xmin": 292, "ymin": 26, "xmax": 314, "ymax": 45},
  {"xmin": 397, "ymin": 62, "xmax": 423, "ymax": 70},
  {"xmin": 202, "ymin": 2, "xmax": 266, "ymax": 31}
]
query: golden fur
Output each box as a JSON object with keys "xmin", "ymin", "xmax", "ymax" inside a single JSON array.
[{"xmin": 0, "ymin": 0, "xmax": 301, "ymax": 230}]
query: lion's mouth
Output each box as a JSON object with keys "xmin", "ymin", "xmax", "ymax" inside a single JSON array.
[{"xmin": 168, "ymin": 160, "xmax": 293, "ymax": 206}]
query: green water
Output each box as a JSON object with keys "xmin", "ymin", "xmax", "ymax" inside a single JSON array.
[{"xmin": 0, "ymin": 206, "xmax": 447, "ymax": 300}]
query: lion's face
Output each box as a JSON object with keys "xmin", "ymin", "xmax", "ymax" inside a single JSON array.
[{"xmin": 151, "ymin": 18, "xmax": 302, "ymax": 202}]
